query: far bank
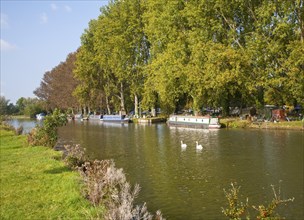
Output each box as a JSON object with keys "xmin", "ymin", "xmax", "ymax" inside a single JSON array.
[{"xmin": 221, "ymin": 118, "xmax": 304, "ymax": 130}]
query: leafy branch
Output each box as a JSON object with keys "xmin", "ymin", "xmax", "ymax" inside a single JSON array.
[{"xmin": 222, "ymin": 182, "xmax": 294, "ymax": 220}]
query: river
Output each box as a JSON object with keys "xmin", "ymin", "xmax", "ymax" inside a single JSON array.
[
  {"xmin": 58, "ymin": 120, "xmax": 303, "ymax": 219},
  {"xmin": 8, "ymin": 119, "xmax": 304, "ymax": 219}
]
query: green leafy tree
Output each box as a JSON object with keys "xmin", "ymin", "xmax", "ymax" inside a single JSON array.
[
  {"xmin": 16, "ymin": 97, "xmax": 26, "ymax": 114},
  {"xmin": 73, "ymin": 19, "xmax": 105, "ymax": 115},
  {"xmin": 0, "ymin": 96, "xmax": 18, "ymax": 115},
  {"xmin": 281, "ymin": 40, "xmax": 304, "ymax": 106},
  {"xmin": 142, "ymin": 0, "xmax": 191, "ymax": 114},
  {"xmin": 0, "ymin": 96, "xmax": 10, "ymax": 115},
  {"xmin": 75, "ymin": 0, "xmax": 149, "ymax": 115},
  {"xmin": 22, "ymin": 98, "xmax": 45, "ymax": 118},
  {"xmin": 245, "ymin": 0, "xmax": 303, "ymax": 106}
]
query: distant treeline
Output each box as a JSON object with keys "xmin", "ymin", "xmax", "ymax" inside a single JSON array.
[
  {"xmin": 0, "ymin": 96, "xmax": 45, "ymax": 118},
  {"xmin": 33, "ymin": 0, "xmax": 303, "ymax": 116}
]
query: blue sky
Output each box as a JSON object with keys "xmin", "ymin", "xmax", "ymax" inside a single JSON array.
[{"xmin": 1, "ymin": 0, "xmax": 109, "ymax": 104}]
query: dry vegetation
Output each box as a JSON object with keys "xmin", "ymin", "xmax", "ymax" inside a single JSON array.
[{"xmin": 64, "ymin": 144, "xmax": 165, "ymax": 220}]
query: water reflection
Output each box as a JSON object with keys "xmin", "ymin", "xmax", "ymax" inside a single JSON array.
[{"xmin": 7, "ymin": 119, "xmax": 40, "ymax": 134}]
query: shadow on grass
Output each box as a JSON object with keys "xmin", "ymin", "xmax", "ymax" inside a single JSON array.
[
  {"xmin": 44, "ymin": 166, "xmax": 71, "ymax": 174},
  {"xmin": 52, "ymin": 155, "xmax": 63, "ymax": 161}
]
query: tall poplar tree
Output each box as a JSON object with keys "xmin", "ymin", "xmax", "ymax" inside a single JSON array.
[
  {"xmin": 76, "ymin": 0, "xmax": 149, "ymax": 115},
  {"xmin": 74, "ymin": 19, "xmax": 106, "ymax": 114},
  {"xmin": 143, "ymin": 0, "xmax": 191, "ymax": 113}
]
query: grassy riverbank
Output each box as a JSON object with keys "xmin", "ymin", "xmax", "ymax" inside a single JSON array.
[
  {"xmin": 221, "ymin": 118, "xmax": 304, "ymax": 130},
  {"xmin": 11, "ymin": 115, "xmax": 31, "ymax": 119},
  {"xmin": 0, "ymin": 130, "xmax": 102, "ymax": 219}
]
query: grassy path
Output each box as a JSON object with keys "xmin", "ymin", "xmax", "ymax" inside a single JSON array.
[{"xmin": 0, "ymin": 130, "xmax": 99, "ymax": 219}]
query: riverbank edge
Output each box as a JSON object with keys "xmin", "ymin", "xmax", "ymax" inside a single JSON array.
[
  {"xmin": 4, "ymin": 115, "xmax": 32, "ymax": 120},
  {"xmin": 220, "ymin": 118, "xmax": 304, "ymax": 130},
  {"xmin": 132, "ymin": 117, "xmax": 304, "ymax": 130},
  {"xmin": 0, "ymin": 129, "xmax": 104, "ymax": 219}
]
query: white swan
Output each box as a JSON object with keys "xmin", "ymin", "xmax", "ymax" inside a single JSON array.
[
  {"xmin": 196, "ymin": 141, "xmax": 203, "ymax": 150},
  {"xmin": 181, "ymin": 140, "xmax": 187, "ymax": 148}
]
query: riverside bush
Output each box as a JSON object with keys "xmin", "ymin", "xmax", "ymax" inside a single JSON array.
[
  {"xmin": 222, "ymin": 183, "xmax": 249, "ymax": 219},
  {"xmin": 0, "ymin": 118, "xmax": 23, "ymax": 135},
  {"xmin": 222, "ymin": 182, "xmax": 294, "ymax": 220},
  {"xmin": 0, "ymin": 120, "xmax": 15, "ymax": 131},
  {"xmin": 64, "ymin": 144, "xmax": 88, "ymax": 169},
  {"xmin": 252, "ymin": 184, "xmax": 295, "ymax": 219},
  {"xmin": 15, "ymin": 125, "xmax": 23, "ymax": 135},
  {"xmin": 79, "ymin": 159, "xmax": 125, "ymax": 205},
  {"xmin": 79, "ymin": 159, "xmax": 164, "ymax": 220},
  {"xmin": 28, "ymin": 109, "xmax": 67, "ymax": 147}
]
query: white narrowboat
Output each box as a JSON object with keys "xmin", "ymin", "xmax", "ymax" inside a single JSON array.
[
  {"xmin": 74, "ymin": 114, "xmax": 83, "ymax": 120},
  {"xmin": 89, "ymin": 114, "xmax": 102, "ymax": 120},
  {"xmin": 167, "ymin": 115, "xmax": 221, "ymax": 129},
  {"xmin": 36, "ymin": 113, "xmax": 46, "ymax": 120}
]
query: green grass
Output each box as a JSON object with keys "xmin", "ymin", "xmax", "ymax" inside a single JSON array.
[
  {"xmin": 221, "ymin": 118, "xmax": 304, "ymax": 130},
  {"xmin": 220, "ymin": 118, "xmax": 251, "ymax": 128},
  {"xmin": 0, "ymin": 130, "xmax": 104, "ymax": 219},
  {"xmin": 11, "ymin": 115, "xmax": 31, "ymax": 119}
]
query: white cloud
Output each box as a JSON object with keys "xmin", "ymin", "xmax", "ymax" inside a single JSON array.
[
  {"xmin": 51, "ymin": 3, "xmax": 58, "ymax": 11},
  {"xmin": 64, "ymin": 5, "xmax": 72, "ymax": 13},
  {"xmin": 1, "ymin": 13, "xmax": 9, "ymax": 28},
  {"xmin": 40, "ymin": 12, "xmax": 48, "ymax": 24},
  {"xmin": 0, "ymin": 39, "xmax": 17, "ymax": 51}
]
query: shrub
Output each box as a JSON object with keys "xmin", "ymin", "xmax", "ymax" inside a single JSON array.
[
  {"xmin": 79, "ymin": 159, "xmax": 165, "ymax": 220},
  {"xmin": 222, "ymin": 183, "xmax": 249, "ymax": 219},
  {"xmin": 64, "ymin": 144, "xmax": 88, "ymax": 169},
  {"xmin": 79, "ymin": 160, "xmax": 124, "ymax": 205},
  {"xmin": 252, "ymin": 184, "xmax": 295, "ymax": 219},
  {"xmin": 27, "ymin": 109, "xmax": 67, "ymax": 147},
  {"xmin": 222, "ymin": 182, "xmax": 294, "ymax": 220},
  {"xmin": 0, "ymin": 121, "xmax": 15, "ymax": 132},
  {"xmin": 15, "ymin": 126, "xmax": 23, "ymax": 135},
  {"xmin": 0, "ymin": 120, "xmax": 23, "ymax": 135},
  {"xmin": 27, "ymin": 127, "xmax": 48, "ymax": 146}
]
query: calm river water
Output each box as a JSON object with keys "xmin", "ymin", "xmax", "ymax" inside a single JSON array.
[
  {"xmin": 57, "ymin": 120, "xmax": 303, "ymax": 220},
  {"xmin": 9, "ymin": 119, "xmax": 304, "ymax": 219}
]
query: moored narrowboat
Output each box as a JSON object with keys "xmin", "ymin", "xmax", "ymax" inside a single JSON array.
[
  {"xmin": 101, "ymin": 115, "xmax": 130, "ymax": 123},
  {"xmin": 167, "ymin": 115, "xmax": 221, "ymax": 129},
  {"xmin": 36, "ymin": 113, "xmax": 46, "ymax": 120}
]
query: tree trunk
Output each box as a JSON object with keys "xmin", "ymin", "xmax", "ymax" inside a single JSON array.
[
  {"xmin": 134, "ymin": 94, "xmax": 139, "ymax": 117},
  {"xmin": 120, "ymin": 83, "xmax": 126, "ymax": 115},
  {"xmin": 83, "ymin": 106, "xmax": 87, "ymax": 116},
  {"xmin": 106, "ymin": 96, "xmax": 111, "ymax": 115},
  {"xmin": 221, "ymin": 93, "xmax": 230, "ymax": 117}
]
